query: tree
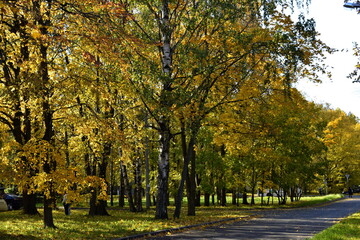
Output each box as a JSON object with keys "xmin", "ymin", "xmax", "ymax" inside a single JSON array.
[
  {"xmin": 0, "ymin": 0, "xmax": 131, "ymax": 226},
  {"xmin": 0, "ymin": 1, "xmax": 38, "ymax": 215},
  {"xmin": 322, "ymin": 110, "xmax": 360, "ymax": 192},
  {"xmin": 116, "ymin": 0, "xmax": 327, "ymax": 219}
]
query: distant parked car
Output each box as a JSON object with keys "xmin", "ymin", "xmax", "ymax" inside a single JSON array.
[
  {"xmin": 3, "ymin": 194, "xmax": 23, "ymax": 210},
  {"xmin": 0, "ymin": 187, "xmax": 23, "ymax": 210}
]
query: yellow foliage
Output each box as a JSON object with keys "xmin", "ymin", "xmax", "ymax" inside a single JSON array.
[{"xmin": 30, "ymin": 28, "xmax": 42, "ymax": 39}]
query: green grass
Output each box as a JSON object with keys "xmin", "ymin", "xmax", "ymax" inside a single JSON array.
[
  {"xmin": 0, "ymin": 194, "xmax": 344, "ymax": 240},
  {"xmin": 285, "ymin": 194, "xmax": 343, "ymax": 208},
  {"xmin": 0, "ymin": 207, "xmax": 248, "ymax": 240},
  {"xmin": 311, "ymin": 211, "xmax": 360, "ymax": 240}
]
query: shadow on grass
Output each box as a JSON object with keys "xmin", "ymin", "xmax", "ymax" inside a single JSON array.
[{"xmin": 0, "ymin": 231, "xmax": 40, "ymax": 240}]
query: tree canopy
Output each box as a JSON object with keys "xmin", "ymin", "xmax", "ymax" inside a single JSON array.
[{"xmin": 0, "ymin": 0, "xmax": 359, "ymax": 228}]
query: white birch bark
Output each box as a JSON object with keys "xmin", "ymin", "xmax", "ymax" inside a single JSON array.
[{"xmin": 155, "ymin": 0, "xmax": 173, "ymax": 219}]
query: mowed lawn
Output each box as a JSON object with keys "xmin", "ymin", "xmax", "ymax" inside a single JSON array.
[
  {"xmin": 311, "ymin": 210, "xmax": 360, "ymax": 240},
  {"xmin": 0, "ymin": 194, "xmax": 343, "ymax": 240},
  {"xmin": 0, "ymin": 206, "xmax": 249, "ymax": 240}
]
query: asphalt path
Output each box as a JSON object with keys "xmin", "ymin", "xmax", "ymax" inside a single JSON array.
[{"xmin": 150, "ymin": 196, "xmax": 360, "ymax": 240}]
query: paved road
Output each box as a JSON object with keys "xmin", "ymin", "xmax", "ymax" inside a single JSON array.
[{"xmin": 151, "ymin": 196, "xmax": 360, "ymax": 240}]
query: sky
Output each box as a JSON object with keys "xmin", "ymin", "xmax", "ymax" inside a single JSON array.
[{"xmin": 294, "ymin": 0, "xmax": 360, "ymax": 117}]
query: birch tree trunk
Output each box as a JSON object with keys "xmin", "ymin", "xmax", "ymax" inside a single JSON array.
[
  {"xmin": 155, "ymin": 0, "xmax": 173, "ymax": 219},
  {"xmin": 155, "ymin": 123, "xmax": 171, "ymax": 219}
]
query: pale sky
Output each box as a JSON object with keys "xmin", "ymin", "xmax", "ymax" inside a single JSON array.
[{"xmin": 294, "ymin": 0, "xmax": 360, "ymax": 117}]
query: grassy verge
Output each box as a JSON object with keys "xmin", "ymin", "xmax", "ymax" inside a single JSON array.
[
  {"xmin": 311, "ymin": 211, "xmax": 360, "ymax": 240},
  {"xmin": 0, "ymin": 194, "xmax": 343, "ymax": 240},
  {"xmin": 285, "ymin": 194, "xmax": 343, "ymax": 208}
]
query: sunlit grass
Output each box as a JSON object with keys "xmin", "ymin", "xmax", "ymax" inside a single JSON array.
[
  {"xmin": 0, "ymin": 194, "xmax": 344, "ymax": 240},
  {"xmin": 0, "ymin": 207, "xmax": 248, "ymax": 240},
  {"xmin": 311, "ymin": 211, "xmax": 360, "ymax": 240},
  {"xmin": 286, "ymin": 194, "xmax": 343, "ymax": 208}
]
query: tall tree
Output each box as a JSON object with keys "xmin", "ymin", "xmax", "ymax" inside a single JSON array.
[
  {"xmin": 115, "ymin": 0, "xmax": 329, "ymax": 219},
  {"xmin": 0, "ymin": 0, "xmax": 131, "ymax": 226},
  {"xmin": 0, "ymin": 0, "xmax": 39, "ymax": 215}
]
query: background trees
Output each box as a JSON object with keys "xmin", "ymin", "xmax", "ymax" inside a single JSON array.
[
  {"xmin": 0, "ymin": 0, "xmax": 359, "ymax": 229},
  {"xmin": 322, "ymin": 110, "xmax": 360, "ymax": 192}
]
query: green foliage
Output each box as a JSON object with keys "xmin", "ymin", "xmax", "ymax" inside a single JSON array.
[{"xmin": 0, "ymin": 0, "xmax": 358, "ymax": 229}]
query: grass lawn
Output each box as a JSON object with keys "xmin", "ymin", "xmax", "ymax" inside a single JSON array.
[
  {"xmin": 311, "ymin": 211, "xmax": 360, "ymax": 240},
  {"xmin": 0, "ymin": 194, "xmax": 343, "ymax": 240}
]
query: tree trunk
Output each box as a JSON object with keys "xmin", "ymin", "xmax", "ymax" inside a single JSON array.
[
  {"xmin": 110, "ymin": 156, "xmax": 114, "ymax": 207},
  {"xmin": 196, "ymin": 189, "xmax": 201, "ymax": 207},
  {"xmin": 174, "ymin": 121, "xmax": 197, "ymax": 218},
  {"xmin": 155, "ymin": 0, "xmax": 173, "ymax": 220},
  {"xmin": 242, "ymin": 187, "xmax": 249, "ymax": 205},
  {"xmin": 22, "ymin": 190, "xmax": 38, "ymax": 215},
  {"xmin": 173, "ymin": 122, "xmax": 188, "ymax": 219},
  {"xmin": 95, "ymin": 200, "xmax": 109, "ymax": 215},
  {"xmin": 35, "ymin": 0, "xmax": 56, "ymax": 227},
  {"xmin": 232, "ymin": 190, "xmax": 237, "ymax": 205},
  {"xmin": 21, "ymin": 157, "xmax": 38, "ymax": 215},
  {"xmin": 86, "ymin": 151, "xmax": 109, "ymax": 216},
  {"xmin": 282, "ymin": 190, "xmax": 287, "ymax": 205},
  {"xmin": 251, "ymin": 165, "xmax": 256, "ymax": 205},
  {"xmin": 134, "ymin": 157, "xmax": 143, "ymax": 212},
  {"xmin": 119, "ymin": 160, "xmax": 125, "ymax": 208},
  {"xmin": 2, "ymin": 6, "xmax": 38, "ymax": 216},
  {"xmin": 93, "ymin": 143, "xmax": 110, "ymax": 216},
  {"xmin": 221, "ymin": 187, "xmax": 226, "ymax": 206},
  {"xmin": 43, "ymin": 194, "xmax": 56, "ymax": 228},
  {"xmin": 145, "ymin": 135, "xmax": 151, "ymax": 209},
  {"xmin": 290, "ymin": 187, "xmax": 295, "ymax": 202},
  {"xmin": 121, "ymin": 162, "xmax": 136, "ymax": 212},
  {"xmin": 195, "ymin": 174, "xmax": 201, "ymax": 207},
  {"xmin": 216, "ymin": 187, "xmax": 221, "ymax": 205},
  {"xmin": 41, "ymin": 55, "xmax": 56, "ymax": 228},
  {"xmin": 204, "ymin": 192, "xmax": 210, "ymax": 206},
  {"xmin": 87, "ymin": 154, "xmax": 97, "ymax": 215},
  {"xmin": 155, "ymin": 124, "xmax": 171, "ymax": 219},
  {"xmin": 88, "ymin": 189, "xmax": 97, "ymax": 216},
  {"xmin": 152, "ymin": 195, "xmax": 156, "ymax": 206},
  {"xmin": 187, "ymin": 146, "xmax": 196, "ymax": 216},
  {"xmin": 251, "ymin": 187, "xmax": 255, "ymax": 205}
]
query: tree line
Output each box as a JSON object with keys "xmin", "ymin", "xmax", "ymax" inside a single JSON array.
[{"xmin": 0, "ymin": 0, "xmax": 359, "ymax": 228}]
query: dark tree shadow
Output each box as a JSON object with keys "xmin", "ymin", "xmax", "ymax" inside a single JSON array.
[{"xmin": 0, "ymin": 231, "xmax": 41, "ymax": 240}]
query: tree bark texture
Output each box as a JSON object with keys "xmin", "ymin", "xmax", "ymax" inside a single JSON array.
[
  {"xmin": 119, "ymin": 160, "xmax": 125, "ymax": 208},
  {"xmin": 145, "ymin": 136, "xmax": 151, "ymax": 209},
  {"xmin": 134, "ymin": 157, "xmax": 143, "ymax": 212},
  {"xmin": 155, "ymin": 125, "xmax": 171, "ymax": 219},
  {"xmin": 187, "ymin": 150, "xmax": 196, "ymax": 216},
  {"xmin": 155, "ymin": 0, "xmax": 173, "ymax": 220},
  {"xmin": 22, "ymin": 190, "xmax": 38, "ymax": 215},
  {"xmin": 121, "ymin": 162, "xmax": 136, "ymax": 212},
  {"xmin": 38, "ymin": 1, "xmax": 56, "ymax": 226},
  {"xmin": 204, "ymin": 192, "xmax": 210, "ymax": 206},
  {"xmin": 173, "ymin": 122, "xmax": 190, "ymax": 219}
]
